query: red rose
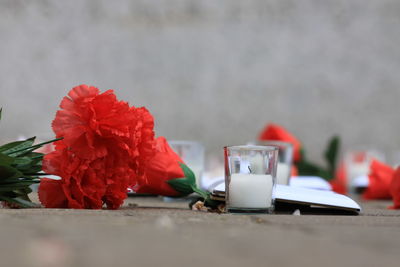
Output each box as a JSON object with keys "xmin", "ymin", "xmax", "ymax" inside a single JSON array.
[
  {"xmin": 39, "ymin": 85, "xmax": 155, "ymax": 209},
  {"xmin": 258, "ymin": 123, "xmax": 302, "ymax": 162},
  {"xmin": 389, "ymin": 167, "xmax": 400, "ymax": 209},
  {"xmin": 135, "ymin": 137, "xmax": 185, "ymax": 197},
  {"xmin": 362, "ymin": 160, "xmax": 395, "ymax": 200}
]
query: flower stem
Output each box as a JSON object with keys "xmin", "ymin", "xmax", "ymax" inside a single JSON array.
[{"xmin": 191, "ymin": 185, "xmax": 219, "ymax": 207}]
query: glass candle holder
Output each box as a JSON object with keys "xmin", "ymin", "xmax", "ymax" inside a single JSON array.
[
  {"xmin": 345, "ymin": 150, "xmax": 384, "ymax": 193},
  {"xmin": 169, "ymin": 140, "xmax": 205, "ymax": 188},
  {"xmin": 224, "ymin": 145, "xmax": 279, "ymax": 213},
  {"xmin": 257, "ymin": 141, "xmax": 293, "ymax": 185}
]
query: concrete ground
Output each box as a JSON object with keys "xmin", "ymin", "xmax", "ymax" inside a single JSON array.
[{"xmin": 0, "ymin": 196, "xmax": 399, "ymax": 267}]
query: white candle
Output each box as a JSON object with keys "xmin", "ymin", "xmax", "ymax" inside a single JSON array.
[
  {"xmin": 249, "ymin": 154, "xmax": 264, "ymax": 174},
  {"xmin": 228, "ymin": 173, "xmax": 273, "ymax": 208},
  {"xmin": 276, "ymin": 162, "xmax": 290, "ymax": 185}
]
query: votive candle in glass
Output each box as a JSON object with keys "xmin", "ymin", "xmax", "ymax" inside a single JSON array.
[
  {"xmin": 224, "ymin": 145, "xmax": 278, "ymax": 213},
  {"xmin": 258, "ymin": 141, "xmax": 293, "ymax": 185}
]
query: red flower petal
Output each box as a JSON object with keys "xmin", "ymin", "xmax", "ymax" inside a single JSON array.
[
  {"xmin": 362, "ymin": 160, "xmax": 394, "ymax": 200},
  {"xmin": 258, "ymin": 123, "xmax": 302, "ymax": 162},
  {"xmin": 135, "ymin": 137, "xmax": 184, "ymax": 197},
  {"xmin": 38, "ymin": 179, "xmax": 68, "ymax": 208},
  {"xmin": 329, "ymin": 162, "xmax": 347, "ymax": 194}
]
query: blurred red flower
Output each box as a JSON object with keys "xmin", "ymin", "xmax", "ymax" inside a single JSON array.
[
  {"xmin": 329, "ymin": 162, "xmax": 347, "ymax": 194},
  {"xmin": 258, "ymin": 123, "xmax": 302, "ymax": 162},
  {"xmin": 290, "ymin": 167, "xmax": 296, "ymax": 178},
  {"xmin": 134, "ymin": 137, "xmax": 185, "ymax": 197},
  {"xmin": 362, "ymin": 160, "xmax": 394, "ymax": 200},
  {"xmin": 39, "ymin": 85, "xmax": 155, "ymax": 209},
  {"xmin": 389, "ymin": 167, "xmax": 400, "ymax": 209}
]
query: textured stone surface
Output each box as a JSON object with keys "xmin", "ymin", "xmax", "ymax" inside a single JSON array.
[
  {"xmin": 1, "ymin": 0, "xmax": 400, "ymax": 164},
  {"xmin": 0, "ymin": 196, "xmax": 400, "ymax": 267}
]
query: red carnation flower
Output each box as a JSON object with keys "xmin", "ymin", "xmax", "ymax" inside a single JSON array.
[
  {"xmin": 39, "ymin": 85, "xmax": 155, "ymax": 209},
  {"xmin": 38, "ymin": 178, "xmax": 68, "ymax": 208},
  {"xmin": 135, "ymin": 137, "xmax": 185, "ymax": 197},
  {"xmin": 362, "ymin": 160, "xmax": 394, "ymax": 200},
  {"xmin": 258, "ymin": 123, "xmax": 302, "ymax": 162},
  {"xmin": 52, "ymin": 85, "xmax": 154, "ymax": 163}
]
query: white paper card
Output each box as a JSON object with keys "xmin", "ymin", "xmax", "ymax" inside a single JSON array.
[
  {"xmin": 290, "ymin": 176, "xmax": 332, "ymax": 191},
  {"xmin": 274, "ymin": 184, "xmax": 361, "ymax": 212},
  {"xmin": 212, "ymin": 183, "xmax": 361, "ymax": 212}
]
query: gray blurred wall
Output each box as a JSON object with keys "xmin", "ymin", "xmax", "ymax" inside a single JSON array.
[{"xmin": 0, "ymin": 0, "xmax": 400, "ymax": 164}]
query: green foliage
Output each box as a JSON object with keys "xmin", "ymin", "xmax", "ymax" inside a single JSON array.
[
  {"xmin": 324, "ymin": 136, "xmax": 340, "ymax": 177},
  {"xmin": 296, "ymin": 136, "xmax": 341, "ymax": 181},
  {"xmin": 0, "ymin": 108, "xmax": 59, "ymax": 207},
  {"xmin": 167, "ymin": 163, "xmax": 196, "ymax": 196},
  {"xmin": 167, "ymin": 163, "xmax": 219, "ymax": 208}
]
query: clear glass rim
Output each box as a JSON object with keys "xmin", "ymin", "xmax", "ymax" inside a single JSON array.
[
  {"xmin": 224, "ymin": 145, "xmax": 279, "ymax": 151},
  {"xmin": 257, "ymin": 140, "xmax": 293, "ymax": 148}
]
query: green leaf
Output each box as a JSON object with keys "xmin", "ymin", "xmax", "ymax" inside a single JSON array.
[
  {"xmin": 19, "ymin": 164, "xmax": 43, "ymax": 174},
  {"xmin": 0, "ymin": 187, "xmax": 27, "ymax": 192},
  {"xmin": 316, "ymin": 169, "xmax": 331, "ymax": 181},
  {"xmin": 0, "ymin": 180, "xmax": 37, "ymax": 186},
  {"xmin": 28, "ymin": 152, "xmax": 44, "ymax": 158},
  {"xmin": 5, "ymin": 137, "xmax": 60, "ymax": 158},
  {"xmin": 12, "ymin": 157, "xmax": 32, "ymax": 166},
  {"xmin": 180, "ymin": 163, "xmax": 196, "ymax": 185},
  {"xmin": 24, "ymin": 137, "xmax": 62, "ymax": 153},
  {"xmin": 296, "ymin": 160, "xmax": 333, "ymax": 180},
  {"xmin": 14, "ymin": 187, "xmax": 33, "ymax": 197},
  {"xmin": 0, "ymin": 165, "xmax": 22, "ymax": 180},
  {"xmin": 0, "ymin": 137, "xmax": 35, "ymax": 155},
  {"xmin": 0, "ymin": 133, "xmax": 59, "ymax": 208},
  {"xmin": 297, "ymin": 160, "xmax": 322, "ymax": 175},
  {"xmin": 0, "ymin": 152, "xmax": 14, "ymax": 165},
  {"xmin": 0, "ymin": 182, "xmax": 36, "ymax": 191},
  {"xmin": 166, "ymin": 179, "xmax": 192, "ymax": 195},
  {"xmin": 12, "ymin": 156, "xmax": 42, "ymax": 173},
  {"xmin": 166, "ymin": 163, "xmax": 196, "ymax": 196},
  {"xmin": 324, "ymin": 136, "xmax": 340, "ymax": 179},
  {"xmin": 0, "ymin": 191, "xmax": 17, "ymax": 198},
  {"xmin": 191, "ymin": 186, "xmax": 220, "ymax": 208},
  {"xmin": 0, "ymin": 196, "xmax": 39, "ymax": 208},
  {"xmin": 299, "ymin": 148, "xmax": 306, "ymax": 161}
]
